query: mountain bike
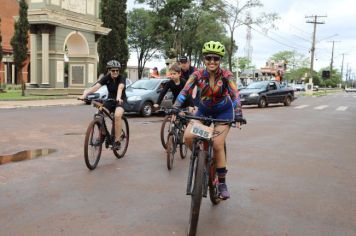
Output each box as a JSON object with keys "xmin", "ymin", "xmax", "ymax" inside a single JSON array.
[
  {"xmin": 160, "ymin": 107, "xmax": 193, "ymax": 150},
  {"xmin": 164, "ymin": 109, "xmax": 190, "ymax": 170},
  {"xmin": 82, "ymin": 98, "xmax": 129, "ymax": 170},
  {"xmin": 179, "ymin": 113, "xmax": 246, "ymax": 236}
]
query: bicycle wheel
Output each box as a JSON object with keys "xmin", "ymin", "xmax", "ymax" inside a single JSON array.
[
  {"xmin": 113, "ymin": 116, "xmax": 129, "ymax": 158},
  {"xmin": 160, "ymin": 115, "xmax": 171, "ymax": 149},
  {"xmin": 208, "ymin": 160, "xmax": 221, "ymax": 205},
  {"xmin": 180, "ymin": 142, "xmax": 188, "ymax": 159},
  {"xmin": 84, "ymin": 120, "xmax": 103, "ymax": 170},
  {"xmin": 179, "ymin": 128, "xmax": 188, "ymax": 159},
  {"xmin": 187, "ymin": 149, "xmax": 206, "ymax": 236},
  {"xmin": 166, "ymin": 134, "xmax": 175, "ymax": 170}
]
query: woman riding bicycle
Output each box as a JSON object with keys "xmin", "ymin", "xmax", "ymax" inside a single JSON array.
[
  {"xmin": 173, "ymin": 41, "xmax": 243, "ymax": 200},
  {"xmin": 79, "ymin": 60, "xmax": 126, "ymax": 150}
]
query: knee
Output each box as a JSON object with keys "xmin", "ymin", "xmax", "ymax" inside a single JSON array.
[
  {"xmin": 213, "ymin": 141, "xmax": 224, "ymax": 153},
  {"xmin": 115, "ymin": 112, "xmax": 122, "ymax": 119}
]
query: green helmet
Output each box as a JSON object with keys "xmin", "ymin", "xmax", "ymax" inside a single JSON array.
[{"xmin": 202, "ymin": 41, "xmax": 225, "ymax": 57}]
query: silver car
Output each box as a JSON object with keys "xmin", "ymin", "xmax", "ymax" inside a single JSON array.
[{"xmin": 125, "ymin": 78, "xmax": 173, "ymax": 116}]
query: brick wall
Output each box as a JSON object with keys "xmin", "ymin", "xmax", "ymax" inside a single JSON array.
[{"xmin": 0, "ymin": 0, "xmax": 30, "ymax": 85}]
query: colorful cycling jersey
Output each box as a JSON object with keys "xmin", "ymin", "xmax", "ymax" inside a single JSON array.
[{"xmin": 174, "ymin": 68, "xmax": 242, "ymax": 116}]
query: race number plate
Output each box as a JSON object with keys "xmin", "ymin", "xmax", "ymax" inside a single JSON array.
[{"xmin": 190, "ymin": 123, "xmax": 214, "ymax": 139}]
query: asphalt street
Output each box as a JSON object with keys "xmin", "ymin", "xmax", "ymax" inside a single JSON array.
[{"xmin": 0, "ymin": 92, "xmax": 355, "ymax": 236}]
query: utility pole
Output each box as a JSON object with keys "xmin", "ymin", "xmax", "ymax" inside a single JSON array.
[
  {"xmin": 340, "ymin": 53, "xmax": 346, "ymax": 81},
  {"xmin": 328, "ymin": 40, "xmax": 340, "ymax": 77},
  {"xmin": 306, "ymin": 15, "xmax": 327, "ymax": 78}
]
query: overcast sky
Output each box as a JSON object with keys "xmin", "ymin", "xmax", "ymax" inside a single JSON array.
[{"xmin": 127, "ymin": 0, "xmax": 356, "ymax": 79}]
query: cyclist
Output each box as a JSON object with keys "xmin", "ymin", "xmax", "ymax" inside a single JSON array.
[
  {"xmin": 179, "ymin": 56, "xmax": 199, "ymax": 111},
  {"xmin": 154, "ymin": 63, "xmax": 194, "ymax": 111},
  {"xmin": 174, "ymin": 41, "xmax": 243, "ymax": 200},
  {"xmin": 79, "ymin": 60, "xmax": 126, "ymax": 150}
]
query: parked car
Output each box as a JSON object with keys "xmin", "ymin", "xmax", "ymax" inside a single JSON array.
[
  {"xmin": 294, "ymin": 83, "xmax": 306, "ymax": 91},
  {"xmin": 83, "ymin": 84, "xmax": 108, "ymax": 105},
  {"xmin": 345, "ymin": 87, "xmax": 356, "ymax": 92},
  {"xmin": 126, "ymin": 78, "xmax": 133, "ymax": 87},
  {"xmin": 239, "ymin": 80, "xmax": 295, "ymax": 108},
  {"xmin": 125, "ymin": 78, "xmax": 173, "ymax": 116}
]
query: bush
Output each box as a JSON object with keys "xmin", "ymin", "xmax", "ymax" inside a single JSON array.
[{"xmin": 4, "ymin": 84, "xmax": 22, "ymax": 90}]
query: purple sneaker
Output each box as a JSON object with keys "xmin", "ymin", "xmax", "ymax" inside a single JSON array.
[{"xmin": 218, "ymin": 183, "xmax": 230, "ymax": 200}]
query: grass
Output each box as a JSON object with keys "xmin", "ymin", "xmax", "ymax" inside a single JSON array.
[
  {"xmin": 301, "ymin": 89, "xmax": 342, "ymax": 97},
  {"xmin": 0, "ymin": 90, "xmax": 69, "ymax": 101}
]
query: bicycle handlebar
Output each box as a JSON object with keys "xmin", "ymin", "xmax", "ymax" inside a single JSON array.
[{"xmin": 170, "ymin": 108, "xmax": 247, "ymax": 125}]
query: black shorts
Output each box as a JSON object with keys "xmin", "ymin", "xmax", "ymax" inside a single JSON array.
[{"xmin": 103, "ymin": 100, "xmax": 128, "ymax": 113}]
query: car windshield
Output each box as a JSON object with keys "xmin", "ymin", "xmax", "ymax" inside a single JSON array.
[
  {"xmin": 246, "ymin": 82, "xmax": 268, "ymax": 89},
  {"xmin": 130, "ymin": 79, "xmax": 160, "ymax": 90}
]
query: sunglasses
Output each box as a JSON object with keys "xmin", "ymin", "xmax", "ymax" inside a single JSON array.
[
  {"xmin": 204, "ymin": 55, "xmax": 221, "ymax": 62},
  {"xmin": 111, "ymin": 69, "xmax": 119, "ymax": 73}
]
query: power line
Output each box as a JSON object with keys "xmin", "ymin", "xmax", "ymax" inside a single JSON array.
[{"xmin": 249, "ymin": 25, "xmax": 309, "ymax": 51}]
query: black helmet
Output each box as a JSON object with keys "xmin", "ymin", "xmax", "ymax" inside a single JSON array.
[{"xmin": 106, "ymin": 60, "xmax": 121, "ymax": 69}]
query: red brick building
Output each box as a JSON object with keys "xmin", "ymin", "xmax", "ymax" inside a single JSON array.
[{"xmin": 0, "ymin": 0, "xmax": 30, "ymax": 87}]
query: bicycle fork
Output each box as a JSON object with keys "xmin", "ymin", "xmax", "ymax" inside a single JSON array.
[{"xmin": 186, "ymin": 139, "xmax": 213, "ymax": 197}]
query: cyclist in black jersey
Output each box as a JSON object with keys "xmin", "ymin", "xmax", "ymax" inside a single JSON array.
[{"xmin": 79, "ymin": 60, "xmax": 126, "ymax": 150}]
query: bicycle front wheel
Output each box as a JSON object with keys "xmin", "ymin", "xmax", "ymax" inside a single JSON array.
[
  {"xmin": 84, "ymin": 120, "xmax": 103, "ymax": 170},
  {"xmin": 166, "ymin": 134, "xmax": 175, "ymax": 170},
  {"xmin": 113, "ymin": 116, "xmax": 129, "ymax": 158},
  {"xmin": 187, "ymin": 149, "xmax": 206, "ymax": 236},
  {"xmin": 160, "ymin": 115, "xmax": 171, "ymax": 149}
]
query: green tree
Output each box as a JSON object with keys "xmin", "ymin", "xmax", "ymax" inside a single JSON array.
[
  {"xmin": 269, "ymin": 50, "xmax": 309, "ymax": 70},
  {"xmin": 284, "ymin": 67, "xmax": 309, "ymax": 83},
  {"xmin": 237, "ymin": 57, "xmax": 254, "ymax": 70},
  {"xmin": 128, "ymin": 8, "xmax": 161, "ymax": 79},
  {"xmin": 98, "ymin": 0, "xmax": 129, "ymax": 75},
  {"xmin": 211, "ymin": 0, "xmax": 279, "ymax": 71},
  {"xmin": 10, "ymin": 0, "xmax": 29, "ymax": 96},
  {"xmin": 184, "ymin": 8, "xmax": 229, "ymax": 66},
  {"xmin": 318, "ymin": 68, "xmax": 342, "ymax": 88}
]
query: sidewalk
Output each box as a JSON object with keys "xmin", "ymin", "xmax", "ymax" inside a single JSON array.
[{"xmin": 0, "ymin": 98, "xmax": 83, "ymax": 109}]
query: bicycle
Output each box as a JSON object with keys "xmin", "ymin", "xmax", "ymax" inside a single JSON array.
[
  {"xmin": 178, "ymin": 112, "xmax": 246, "ymax": 236},
  {"xmin": 81, "ymin": 98, "xmax": 129, "ymax": 170},
  {"xmin": 164, "ymin": 109, "xmax": 190, "ymax": 170},
  {"xmin": 160, "ymin": 106, "xmax": 194, "ymax": 150}
]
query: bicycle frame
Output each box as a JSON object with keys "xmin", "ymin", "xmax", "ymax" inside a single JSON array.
[
  {"xmin": 186, "ymin": 137, "xmax": 213, "ymax": 198},
  {"xmin": 92, "ymin": 101, "xmax": 116, "ymax": 147}
]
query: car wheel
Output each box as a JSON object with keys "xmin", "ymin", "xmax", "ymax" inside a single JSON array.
[
  {"xmin": 141, "ymin": 102, "xmax": 153, "ymax": 117},
  {"xmin": 258, "ymin": 97, "xmax": 267, "ymax": 108},
  {"xmin": 284, "ymin": 96, "xmax": 292, "ymax": 106}
]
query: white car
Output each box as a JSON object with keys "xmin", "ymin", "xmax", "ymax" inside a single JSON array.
[{"xmin": 84, "ymin": 84, "xmax": 109, "ymax": 104}]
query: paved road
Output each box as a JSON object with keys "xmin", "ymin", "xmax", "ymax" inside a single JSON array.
[{"xmin": 0, "ymin": 92, "xmax": 355, "ymax": 236}]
